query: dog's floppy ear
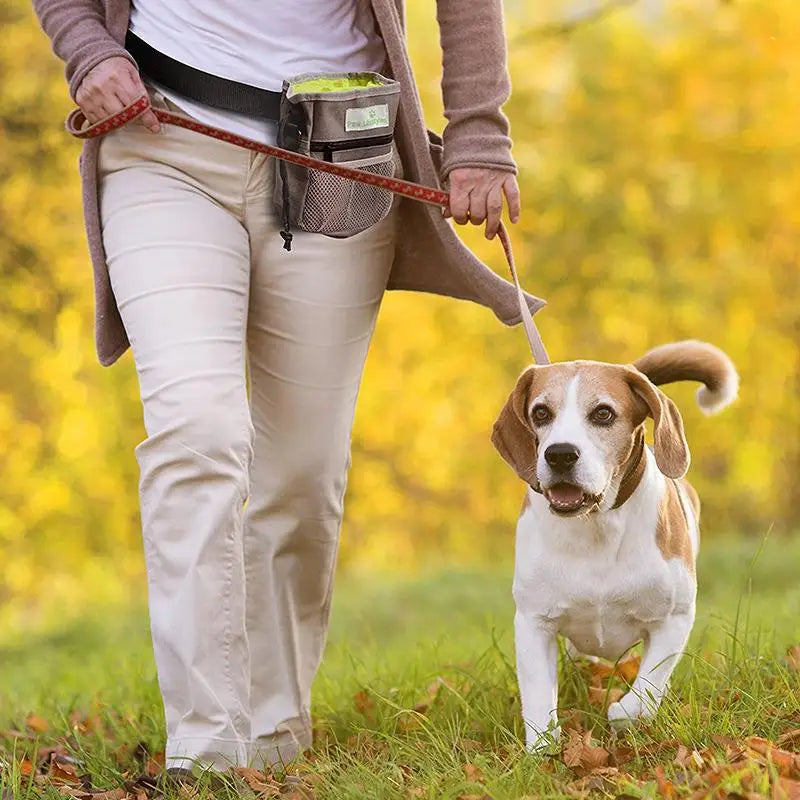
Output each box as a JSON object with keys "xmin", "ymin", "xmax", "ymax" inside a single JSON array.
[
  {"xmin": 491, "ymin": 367, "xmax": 540, "ymax": 487},
  {"xmin": 625, "ymin": 367, "xmax": 690, "ymax": 479}
]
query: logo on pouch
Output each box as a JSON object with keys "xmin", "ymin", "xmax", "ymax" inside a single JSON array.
[{"xmin": 345, "ymin": 104, "xmax": 390, "ymax": 132}]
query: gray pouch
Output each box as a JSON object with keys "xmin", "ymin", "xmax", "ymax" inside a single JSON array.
[{"xmin": 274, "ymin": 72, "xmax": 401, "ymax": 246}]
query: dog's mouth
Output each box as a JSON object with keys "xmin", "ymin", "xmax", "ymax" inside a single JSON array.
[{"xmin": 543, "ymin": 483, "xmax": 602, "ymax": 517}]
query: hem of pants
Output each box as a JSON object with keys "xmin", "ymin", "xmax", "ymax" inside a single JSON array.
[
  {"xmin": 249, "ymin": 719, "xmax": 312, "ymax": 768},
  {"xmin": 166, "ymin": 736, "xmax": 249, "ymax": 771}
]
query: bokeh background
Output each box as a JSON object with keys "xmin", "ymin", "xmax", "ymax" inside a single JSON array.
[{"xmin": 1, "ymin": 0, "xmax": 797, "ymax": 634}]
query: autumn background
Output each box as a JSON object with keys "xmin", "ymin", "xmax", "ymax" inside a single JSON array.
[{"xmin": 1, "ymin": 0, "xmax": 800, "ymax": 797}]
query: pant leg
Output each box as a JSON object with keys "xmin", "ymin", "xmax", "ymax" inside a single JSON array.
[
  {"xmin": 98, "ymin": 110, "xmax": 255, "ymax": 770},
  {"xmin": 241, "ymin": 155, "xmax": 396, "ymax": 765}
]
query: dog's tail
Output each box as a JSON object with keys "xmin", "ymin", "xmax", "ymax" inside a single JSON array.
[{"xmin": 633, "ymin": 340, "xmax": 739, "ymax": 416}]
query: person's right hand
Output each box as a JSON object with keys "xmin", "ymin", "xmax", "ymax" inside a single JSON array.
[{"xmin": 75, "ymin": 56, "xmax": 160, "ymax": 133}]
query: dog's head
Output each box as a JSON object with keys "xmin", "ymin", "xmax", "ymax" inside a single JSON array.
[{"xmin": 491, "ymin": 362, "xmax": 689, "ymax": 517}]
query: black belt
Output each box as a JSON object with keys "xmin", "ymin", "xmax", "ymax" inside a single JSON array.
[{"xmin": 125, "ymin": 31, "xmax": 282, "ymax": 120}]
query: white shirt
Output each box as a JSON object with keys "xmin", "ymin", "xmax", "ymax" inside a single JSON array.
[{"xmin": 129, "ymin": 1, "xmax": 387, "ymax": 144}]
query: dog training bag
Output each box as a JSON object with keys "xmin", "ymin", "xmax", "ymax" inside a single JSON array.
[{"xmin": 274, "ymin": 72, "xmax": 401, "ymax": 248}]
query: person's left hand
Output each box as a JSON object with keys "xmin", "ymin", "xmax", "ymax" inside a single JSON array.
[{"xmin": 446, "ymin": 167, "xmax": 521, "ymax": 239}]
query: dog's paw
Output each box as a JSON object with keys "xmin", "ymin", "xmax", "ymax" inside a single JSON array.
[{"xmin": 607, "ymin": 692, "xmax": 657, "ymax": 729}]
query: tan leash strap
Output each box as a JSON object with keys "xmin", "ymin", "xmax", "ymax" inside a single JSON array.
[{"xmin": 67, "ymin": 96, "xmax": 550, "ymax": 365}]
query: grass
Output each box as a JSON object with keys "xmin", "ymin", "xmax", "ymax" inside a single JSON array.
[{"xmin": 1, "ymin": 533, "xmax": 799, "ymax": 798}]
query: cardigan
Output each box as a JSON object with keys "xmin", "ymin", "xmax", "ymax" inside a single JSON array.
[{"xmin": 32, "ymin": 0, "xmax": 545, "ymax": 366}]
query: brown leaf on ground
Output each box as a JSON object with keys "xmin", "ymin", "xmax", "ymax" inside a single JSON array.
[
  {"xmin": 458, "ymin": 739, "xmax": 483, "ymax": 754},
  {"xmin": 778, "ymin": 731, "xmax": 800, "ymax": 750},
  {"xmin": 774, "ymin": 777, "xmax": 800, "ymax": 800},
  {"xmin": 559, "ymin": 709, "xmax": 586, "ymax": 732},
  {"xmin": 747, "ymin": 738, "xmax": 800, "ymax": 778},
  {"xmin": 231, "ymin": 766, "xmax": 281, "ymax": 796},
  {"xmin": 655, "ymin": 765, "xmax": 675, "ymax": 799},
  {"xmin": 566, "ymin": 767, "xmax": 623, "ymax": 796},
  {"xmin": 617, "ymin": 654, "xmax": 642, "ymax": 685},
  {"xmin": 47, "ymin": 754, "xmax": 82, "ymax": 785},
  {"xmin": 353, "ymin": 689, "xmax": 376, "ymax": 715},
  {"xmin": 462, "ymin": 763, "xmax": 484, "ymax": 783},
  {"xmin": 25, "ymin": 713, "xmax": 50, "ymax": 733},
  {"xmin": 89, "ymin": 790, "xmax": 128, "ymax": 800},
  {"xmin": 144, "ymin": 751, "xmax": 164, "ymax": 777},
  {"xmin": 675, "ymin": 745, "xmax": 706, "ymax": 771},
  {"xmin": 19, "ymin": 758, "xmax": 35, "ymax": 776},
  {"xmin": 610, "ymin": 745, "xmax": 636, "ymax": 767},
  {"xmin": 56, "ymin": 788, "xmax": 91, "ymax": 798},
  {"xmin": 587, "ymin": 686, "xmax": 624, "ymax": 708},
  {"xmin": 786, "ymin": 646, "xmax": 800, "ymax": 672},
  {"xmin": 405, "ymin": 788, "xmax": 426, "ymax": 799},
  {"xmin": 562, "ymin": 729, "xmax": 610, "ymax": 771}
]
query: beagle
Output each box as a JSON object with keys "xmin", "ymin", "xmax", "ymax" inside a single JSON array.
[{"xmin": 491, "ymin": 341, "xmax": 738, "ymax": 748}]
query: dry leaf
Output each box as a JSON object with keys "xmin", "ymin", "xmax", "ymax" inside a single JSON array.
[
  {"xmin": 144, "ymin": 751, "xmax": 165, "ymax": 777},
  {"xmin": 774, "ymin": 777, "xmax": 800, "ymax": 800},
  {"xmin": 617, "ymin": 655, "xmax": 641, "ymax": 685},
  {"xmin": 25, "ymin": 713, "xmax": 50, "ymax": 733},
  {"xmin": 587, "ymin": 686, "xmax": 624, "ymax": 708},
  {"xmin": 562, "ymin": 729, "xmax": 610, "ymax": 771},
  {"xmin": 406, "ymin": 789, "xmax": 426, "ymax": 799},
  {"xmin": 353, "ymin": 690, "xmax": 376, "ymax": 715},
  {"xmin": 462, "ymin": 763, "xmax": 484, "ymax": 783},
  {"xmin": 89, "ymin": 790, "xmax": 128, "ymax": 800},
  {"xmin": 655, "ymin": 765, "xmax": 675, "ymax": 799},
  {"xmin": 786, "ymin": 646, "xmax": 800, "ymax": 672},
  {"xmin": 19, "ymin": 759, "xmax": 34, "ymax": 777},
  {"xmin": 778, "ymin": 731, "xmax": 800, "ymax": 750},
  {"xmin": 747, "ymin": 738, "xmax": 800, "ymax": 778}
]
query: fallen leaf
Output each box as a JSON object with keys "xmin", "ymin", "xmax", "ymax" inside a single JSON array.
[
  {"xmin": 587, "ymin": 686, "xmax": 624, "ymax": 708},
  {"xmin": 353, "ymin": 690, "xmax": 376, "ymax": 716},
  {"xmin": 232, "ymin": 766, "xmax": 280, "ymax": 795},
  {"xmin": 655, "ymin": 765, "xmax": 675, "ymax": 799},
  {"xmin": 778, "ymin": 731, "xmax": 800, "ymax": 750},
  {"xmin": 19, "ymin": 759, "xmax": 34, "ymax": 777},
  {"xmin": 462, "ymin": 763, "xmax": 484, "ymax": 783},
  {"xmin": 747, "ymin": 738, "xmax": 800, "ymax": 778},
  {"xmin": 562, "ymin": 728, "xmax": 610, "ymax": 771},
  {"xmin": 774, "ymin": 777, "xmax": 800, "ymax": 800},
  {"xmin": 786, "ymin": 646, "xmax": 800, "ymax": 672},
  {"xmin": 25, "ymin": 713, "xmax": 50, "ymax": 733},
  {"xmin": 144, "ymin": 751, "xmax": 164, "ymax": 777},
  {"xmin": 56, "ymin": 788, "xmax": 91, "ymax": 798},
  {"xmin": 405, "ymin": 789, "xmax": 426, "ymax": 799},
  {"xmin": 89, "ymin": 790, "xmax": 128, "ymax": 800},
  {"xmin": 617, "ymin": 655, "xmax": 641, "ymax": 684}
]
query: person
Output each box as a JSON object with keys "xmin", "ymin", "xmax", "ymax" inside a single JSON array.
[{"xmin": 32, "ymin": 0, "xmax": 543, "ymax": 775}]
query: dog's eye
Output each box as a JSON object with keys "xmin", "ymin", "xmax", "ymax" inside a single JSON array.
[
  {"xmin": 531, "ymin": 404, "xmax": 552, "ymax": 425},
  {"xmin": 590, "ymin": 405, "xmax": 616, "ymax": 425}
]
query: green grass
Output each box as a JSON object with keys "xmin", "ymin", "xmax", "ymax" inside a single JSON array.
[{"xmin": 1, "ymin": 533, "xmax": 799, "ymax": 798}]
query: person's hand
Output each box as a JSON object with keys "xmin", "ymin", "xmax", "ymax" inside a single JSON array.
[
  {"xmin": 76, "ymin": 56, "xmax": 160, "ymax": 133},
  {"xmin": 446, "ymin": 167, "xmax": 521, "ymax": 239}
]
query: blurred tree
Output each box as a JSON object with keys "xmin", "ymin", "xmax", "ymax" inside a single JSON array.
[{"xmin": 0, "ymin": 0, "xmax": 797, "ymax": 625}]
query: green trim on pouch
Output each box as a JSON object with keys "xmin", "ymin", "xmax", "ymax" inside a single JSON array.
[{"xmin": 290, "ymin": 75, "xmax": 384, "ymax": 94}]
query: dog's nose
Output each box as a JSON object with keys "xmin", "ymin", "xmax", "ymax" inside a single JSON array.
[{"xmin": 544, "ymin": 443, "xmax": 580, "ymax": 471}]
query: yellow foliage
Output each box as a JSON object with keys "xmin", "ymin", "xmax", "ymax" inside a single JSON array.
[{"xmin": 0, "ymin": 0, "xmax": 798, "ymax": 626}]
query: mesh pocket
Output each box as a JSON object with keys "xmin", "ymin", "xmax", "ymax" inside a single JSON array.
[{"xmin": 300, "ymin": 152, "xmax": 395, "ymax": 237}]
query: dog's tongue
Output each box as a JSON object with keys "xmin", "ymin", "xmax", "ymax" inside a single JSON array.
[{"xmin": 546, "ymin": 483, "xmax": 584, "ymax": 509}]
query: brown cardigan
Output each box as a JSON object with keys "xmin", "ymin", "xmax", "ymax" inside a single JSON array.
[{"xmin": 32, "ymin": 0, "xmax": 545, "ymax": 367}]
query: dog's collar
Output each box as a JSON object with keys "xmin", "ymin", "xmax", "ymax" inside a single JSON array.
[{"xmin": 611, "ymin": 431, "xmax": 647, "ymax": 510}]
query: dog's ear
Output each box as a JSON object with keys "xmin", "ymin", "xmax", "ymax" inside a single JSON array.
[
  {"xmin": 625, "ymin": 367, "xmax": 690, "ymax": 479},
  {"xmin": 491, "ymin": 367, "xmax": 540, "ymax": 486}
]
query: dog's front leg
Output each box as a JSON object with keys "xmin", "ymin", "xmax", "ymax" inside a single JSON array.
[
  {"xmin": 608, "ymin": 607, "xmax": 695, "ymax": 728},
  {"xmin": 515, "ymin": 610, "xmax": 559, "ymax": 750}
]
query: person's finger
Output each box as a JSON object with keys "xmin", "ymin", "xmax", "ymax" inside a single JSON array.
[
  {"xmin": 504, "ymin": 175, "xmax": 521, "ymax": 224},
  {"xmin": 466, "ymin": 186, "xmax": 490, "ymax": 225},
  {"xmin": 449, "ymin": 185, "xmax": 471, "ymax": 225},
  {"xmin": 484, "ymin": 185, "xmax": 504, "ymax": 239}
]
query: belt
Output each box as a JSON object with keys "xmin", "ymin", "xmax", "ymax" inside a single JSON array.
[
  {"xmin": 65, "ymin": 96, "xmax": 550, "ymax": 366},
  {"xmin": 125, "ymin": 31, "xmax": 283, "ymax": 119}
]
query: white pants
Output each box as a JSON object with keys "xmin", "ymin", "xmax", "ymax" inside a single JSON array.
[{"xmin": 98, "ymin": 96, "xmax": 395, "ymax": 769}]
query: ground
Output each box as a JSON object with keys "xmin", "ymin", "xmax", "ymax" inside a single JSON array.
[{"xmin": 1, "ymin": 533, "xmax": 799, "ymax": 799}]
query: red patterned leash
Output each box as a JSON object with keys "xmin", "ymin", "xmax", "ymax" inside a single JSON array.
[{"xmin": 67, "ymin": 95, "xmax": 549, "ymax": 365}]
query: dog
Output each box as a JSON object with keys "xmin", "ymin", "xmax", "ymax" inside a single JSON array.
[{"xmin": 491, "ymin": 341, "xmax": 738, "ymax": 749}]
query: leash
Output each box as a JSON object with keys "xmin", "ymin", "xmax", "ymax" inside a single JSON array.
[{"xmin": 66, "ymin": 95, "xmax": 550, "ymax": 365}]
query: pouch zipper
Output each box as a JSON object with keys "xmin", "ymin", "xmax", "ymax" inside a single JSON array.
[{"xmin": 310, "ymin": 133, "xmax": 393, "ymax": 162}]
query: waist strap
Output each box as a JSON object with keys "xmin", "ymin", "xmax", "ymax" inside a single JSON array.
[{"xmin": 125, "ymin": 31, "xmax": 282, "ymax": 119}]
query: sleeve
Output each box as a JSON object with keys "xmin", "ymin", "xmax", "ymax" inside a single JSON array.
[
  {"xmin": 436, "ymin": 0, "xmax": 517, "ymax": 178},
  {"xmin": 31, "ymin": 0, "xmax": 137, "ymax": 100}
]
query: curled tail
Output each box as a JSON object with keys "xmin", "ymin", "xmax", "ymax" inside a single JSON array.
[{"xmin": 633, "ymin": 340, "xmax": 739, "ymax": 415}]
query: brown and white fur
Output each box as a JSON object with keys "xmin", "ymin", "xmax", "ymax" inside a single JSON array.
[{"xmin": 491, "ymin": 341, "xmax": 738, "ymax": 748}]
